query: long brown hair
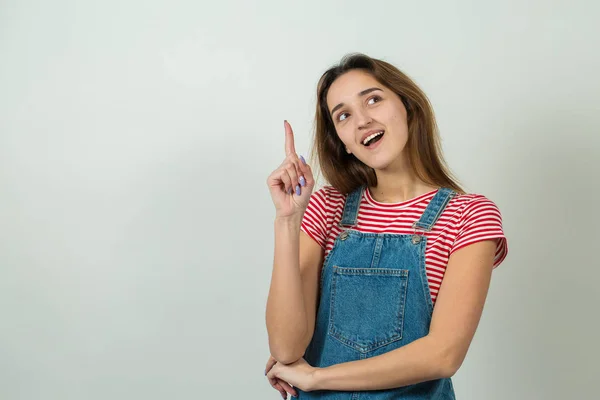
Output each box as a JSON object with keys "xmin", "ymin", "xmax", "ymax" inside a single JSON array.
[{"xmin": 310, "ymin": 53, "xmax": 465, "ymax": 195}]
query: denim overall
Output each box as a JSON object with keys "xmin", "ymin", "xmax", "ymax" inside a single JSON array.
[{"xmin": 298, "ymin": 186, "xmax": 457, "ymax": 399}]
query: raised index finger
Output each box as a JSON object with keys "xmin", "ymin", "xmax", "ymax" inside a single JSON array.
[{"xmin": 284, "ymin": 120, "xmax": 296, "ymax": 156}]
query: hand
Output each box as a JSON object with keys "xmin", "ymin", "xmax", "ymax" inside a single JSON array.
[
  {"xmin": 265, "ymin": 355, "xmax": 298, "ymax": 399},
  {"xmin": 266, "ymin": 120, "xmax": 315, "ymax": 219},
  {"xmin": 266, "ymin": 357, "xmax": 319, "ymax": 393}
]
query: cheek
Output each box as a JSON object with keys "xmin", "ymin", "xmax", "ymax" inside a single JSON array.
[
  {"xmin": 336, "ymin": 127, "xmax": 354, "ymax": 146},
  {"xmin": 387, "ymin": 106, "xmax": 401, "ymax": 122},
  {"xmin": 380, "ymin": 100, "xmax": 407, "ymax": 124},
  {"xmin": 389, "ymin": 108, "xmax": 407, "ymax": 129}
]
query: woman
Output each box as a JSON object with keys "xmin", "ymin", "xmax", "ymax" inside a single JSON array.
[{"xmin": 264, "ymin": 53, "xmax": 508, "ymax": 399}]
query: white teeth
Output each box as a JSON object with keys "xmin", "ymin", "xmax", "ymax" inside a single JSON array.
[{"xmin": 363, "ymin": 131, "xmax": 384, "ymax": 145}]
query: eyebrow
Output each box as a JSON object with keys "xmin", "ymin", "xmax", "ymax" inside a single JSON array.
[{"xmin": 329, "ymin": 87, "xmax": 383, "ymax": 116}]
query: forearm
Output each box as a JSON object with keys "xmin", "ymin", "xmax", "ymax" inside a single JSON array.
[
  {"xmin": 266, "ymin": 215, "xmax": 309, "ymax": 363},
  {"xmin": 313, "ymin": 335, "xmax": 455, "ymax": 391}
]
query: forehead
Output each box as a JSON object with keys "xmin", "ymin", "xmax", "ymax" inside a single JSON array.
[{"xmin": 326, "ymin": 69, "xmax": 382, "ymax": 108}]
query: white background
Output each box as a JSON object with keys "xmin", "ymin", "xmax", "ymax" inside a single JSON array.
[{"xmin": 1, "ymin": 0, "xmax": 598, "ymax": 399}]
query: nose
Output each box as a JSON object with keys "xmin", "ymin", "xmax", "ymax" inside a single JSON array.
[{"xmin": 354, "ymin": 107, "xmax": 373, "ymax": 129}]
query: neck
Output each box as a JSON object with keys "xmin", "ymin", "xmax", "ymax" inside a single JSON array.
[{"xmin": 368, "ymin": 160, "xmax": 438, "ymax": 204}]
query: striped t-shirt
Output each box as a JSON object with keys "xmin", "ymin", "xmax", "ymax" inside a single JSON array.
[{"xmin": 300, "ymin": 185, "xmax": 508, "ymax": 304}]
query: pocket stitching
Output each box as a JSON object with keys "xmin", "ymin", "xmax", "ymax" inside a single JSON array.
[{"xmin": 328, "ymin": 266, "xmax": 409, "ymax": 353}]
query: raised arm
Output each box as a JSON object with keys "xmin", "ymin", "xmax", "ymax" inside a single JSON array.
[{"xmin": 265, "ymin": 121, "xmax": 323, "ymax": 364}]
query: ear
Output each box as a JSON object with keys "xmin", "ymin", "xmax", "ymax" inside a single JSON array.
[{"xmin": 346, "ymin": 147, "xmax": 352, "ymax": 154}]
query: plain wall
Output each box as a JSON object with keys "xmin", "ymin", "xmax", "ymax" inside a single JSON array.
[{"xmin": 1, "ymin": 0, "xmax": 598, "ymax": 398}]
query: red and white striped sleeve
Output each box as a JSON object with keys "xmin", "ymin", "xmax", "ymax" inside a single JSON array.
[
  {"xmin": 450, "ymin": 195, "xmax": 508, "ymax": 268},
  {"xmin": 300, "ymin": 187, "xmax": 330, "ymax": 249}
]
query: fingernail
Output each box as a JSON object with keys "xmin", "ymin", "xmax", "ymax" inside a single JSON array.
[
  {"xmin": 264, "ymin": 370, "xmax": 266, "ymax": 375},
  {"xmin": 288, "ymin": 187, "xmax": 293, "ymax": 195},
  {"xmin": 295, "ymin": 185, "xmax": 301, "ymax": 196},
  {"xmin": 300, "ymin": 155, "xmax": 306, "ymax": 165},
  {"xmin": 299, "ymin": 176, "xmax": 306, "ymax": 187}
]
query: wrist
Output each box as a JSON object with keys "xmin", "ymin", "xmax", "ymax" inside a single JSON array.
[
  {"xmin": 274, "ymin": 214, "xmax": 303, "ymax": 226},
  {"xmin": 309, "ymin": 367, "xmax": 326, "ymax": 391}
]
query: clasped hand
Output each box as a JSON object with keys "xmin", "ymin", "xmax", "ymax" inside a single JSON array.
[{"xmin": 265, "ymin": 356, "xmax": 319, "ymax": 398}]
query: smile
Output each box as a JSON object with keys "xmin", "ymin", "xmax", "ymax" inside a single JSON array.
[{"xmin": 363, "ymin": 130, "xmax": 384, "ymax": 146}]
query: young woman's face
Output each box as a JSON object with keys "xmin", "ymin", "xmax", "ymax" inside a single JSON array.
[{"xmin": 326, "ymin": 69, "xmax": 409, "ymax": 171}]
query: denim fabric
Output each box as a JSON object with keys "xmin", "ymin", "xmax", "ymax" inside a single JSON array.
[{"xmin": 298, "ymin": 187, "xmax": 457, "ymax": 399}]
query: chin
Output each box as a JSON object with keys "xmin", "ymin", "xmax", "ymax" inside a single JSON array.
[
  {"xmin": 359, "ymin": 152, "xmax": 403, "ymax": 171},
  {"xmin": 360, "ymin": 157, "xmax": 394, "ymax": 171}
]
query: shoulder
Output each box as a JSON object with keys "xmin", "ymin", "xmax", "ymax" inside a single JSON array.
[
  {"xmin": 314, "ymin": 185, "xmax": 345, "ymax": 199},
  {"xmin": 308, "ymin": 185, "xmax": 346, "ymax": 210},
  {"xmin": 450, "ymin": 192, "xmax": 504, "ymax": 222},
  {"xmin": 448, "ymin": 191, "xmax": 508, "ymax": 266},
  {"xmin": 302, "ymin": 185, "xmax": 346, "ymax": 249}
]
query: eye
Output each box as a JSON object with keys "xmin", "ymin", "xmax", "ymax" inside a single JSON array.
[
  {"xmin": 367, "ymin": 95, "xmax": 382, "ymax": 105},
  {"xmin": 337, "ymin": 112, "xmax": 349, "ymax": 122}
]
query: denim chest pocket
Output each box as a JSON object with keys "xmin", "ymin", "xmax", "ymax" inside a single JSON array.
[{"xmin": 328, "ymin": 266, "xmax": 409, "ymax": 353}]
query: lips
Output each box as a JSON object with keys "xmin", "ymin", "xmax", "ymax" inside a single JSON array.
[
  {"xmin": 360, "ymin": 129, "xmax": 385, "ymax": 145},
  {"xmin": 361, "ymin": 130, "xmax": 385, "ymax": 147}
]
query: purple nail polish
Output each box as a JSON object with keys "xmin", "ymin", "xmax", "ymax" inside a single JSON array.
[
  {"xmin": 299, "ymin": 155, "xmax": 306, "ymax": 165},
  {"xmin": 295, "ymin": 185, "xmax": 301, "ymax": 196},
  {"xmin": 299, "ymin": 176, "xmax": 306, "ymax": 187}
]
